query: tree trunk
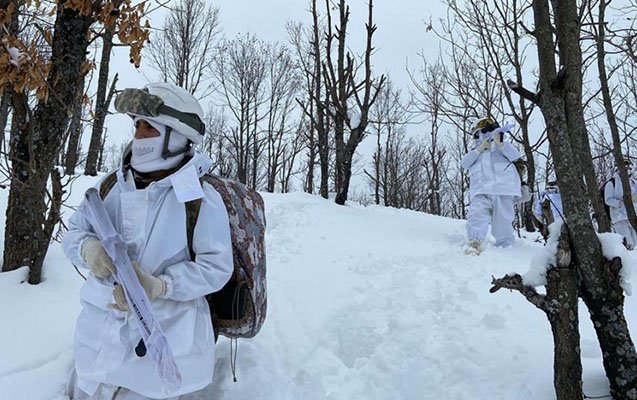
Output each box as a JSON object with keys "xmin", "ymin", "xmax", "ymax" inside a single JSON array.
[
  {"xmin": 65, "ymin": 81, "xmax": 85, "ymax": 175},
  {"xmin": 318, "ymin": 104, "xmax": 330, "ymax": 198},
  {"xmin": 0, "ymin": 91, "xmax": 10, "ymax": 150},
  {"xmin": 305, "ymin": 135, "xmax": 316, "ymax": 194},
  {"xmin": 334, "ymin": 144, "xmax": 353, "ymax": 205},
  {"xmin": 522, "ymin": 126, "xmax": 537, "ymax": 231},
  {"xmin": 492, "ymin": 224, "xmax": 583, "ymax": 399},
  {"xmin": 583, "ymin": 257, "xmax": 637, "ymax": 399},
  {"xmin": 552, "ymin": 0, "xmax": 637, "ymax": 395},
  {"xmin": 324, "ymin": 0, "xmax": 383, "ymax": 205},
  {"xmin": 516, "ymin": 1, "xmax": 637, "ymax": 397},
  {"xmin": 2, "ymin": 2, "xmax": 93, "ymax": 283},
  {"xmin": 84, "ymin": 26, "xmax": 114, "ymax": 176},
  {"xmin": 546, "ymin": 263, "xmax": 582, "ymax": 400}
]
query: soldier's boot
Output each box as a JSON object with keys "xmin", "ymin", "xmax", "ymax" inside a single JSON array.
[{"xmin": 464, "ymin": 239, "xmax": 482, "ymax": 255}]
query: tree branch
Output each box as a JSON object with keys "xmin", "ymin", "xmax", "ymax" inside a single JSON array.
[
  {"xmin": 507, "ymin": 79, "xmax": 538, "ymax": 103},
  {"xmin": 490, "ymin": 273, "xmax": 548, "ymax": 312}
]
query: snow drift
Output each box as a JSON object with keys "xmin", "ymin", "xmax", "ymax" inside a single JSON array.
[{"xmin": 0, "ymin": 174, "xmax": 635, "ymax": 399}]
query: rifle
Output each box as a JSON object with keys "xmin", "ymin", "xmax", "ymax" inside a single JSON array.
[{"xmin": 82, "ymin": 187, "xmax": 182, "ymax": 393}]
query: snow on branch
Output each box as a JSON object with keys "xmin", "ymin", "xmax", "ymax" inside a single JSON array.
[{"xmin": 490, "ymin": 274, "xmax": 548, "ymax": 312}]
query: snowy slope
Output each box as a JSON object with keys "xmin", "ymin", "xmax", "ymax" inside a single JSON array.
[{"xmin": 0, "ymin": 174, "xmax": 635, "ymax": 400}]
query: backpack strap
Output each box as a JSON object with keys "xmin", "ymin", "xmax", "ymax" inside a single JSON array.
[
  {"xmin": 185, "ymin": 198, "xmax": 203, "ymax": 261},
  {"xmin": 184, "ymin": 193, "xmax": 219, "ymax": 343},
  {"xmin": 99, "ymin": 171, "xmax": 119, "ymax": 200}
]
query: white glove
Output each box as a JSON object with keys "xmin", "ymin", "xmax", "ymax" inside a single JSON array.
[
  {"xmin": 476, "ymin": 139, "xmax": 491, "ymax": 153},
  {"xmin": 108, "ymin": 262, "xmax": 167, "ymax": 312},
  {"xmin": 81, "ymin": 238, "xmax": 116, "ymax": 278},
  {"xmin": 493, "ymin": 131, "xmax": 504, "ymax": 147}
]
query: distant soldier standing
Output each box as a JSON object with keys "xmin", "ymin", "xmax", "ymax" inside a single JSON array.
[
  {"xmin": 534, "ymin": 181, "xmax": 563, "ymax": 223},
  {"xmin": 604, "ymin": 158, "xmax": 637, "ymax": 250},
  {"xmin": 461, "ymin": 117, "xmax": 524, "ymax": 255}
]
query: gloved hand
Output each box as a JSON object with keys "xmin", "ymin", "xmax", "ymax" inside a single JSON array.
[
  {"xmin": 493, "ymin": 131, "xmax": 504, "ymax": 147},
  {"xmin": 81, "ymin": 238, "xmax": 116, "ymax": 278},
  {"xmin": 476, "ymin": 139, "xmax": 491, "ymax": 153},
  {"xmin": 632, "ymin": 194, "xmax": 637, "ymax": 204},
  {"xmin": 108, "ymin": 262, "xmax": 167, "ymax": 312}
]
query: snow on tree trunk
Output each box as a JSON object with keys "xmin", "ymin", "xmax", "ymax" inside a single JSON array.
[{"xmin": 492, "ymin": 223, "xmax": 582, "ymax": 399}]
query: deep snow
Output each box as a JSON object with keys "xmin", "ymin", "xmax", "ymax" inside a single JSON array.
[{"xmin": 0, "ymin": 174, "xmax": 635, "ymax": 400}]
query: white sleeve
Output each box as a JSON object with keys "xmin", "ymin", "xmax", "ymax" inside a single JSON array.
[
  {"xmin": 461, "ymin": 150, "xmax": 480, "ymax": 170},
  {"xmin": 162, "ymin": 185, "xmax": 233, "ymax": 302},
  {"xmin": 497, "ymin": 142, "xmax": 522, "ymax": 162},
  {"xmin": 62, "ymin": 185, "xmax": 103, "ymax": 270}
]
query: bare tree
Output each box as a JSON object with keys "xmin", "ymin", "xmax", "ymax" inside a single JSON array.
[
  {"xmin": 587, "ymin": 0, "xmax": 637, "ymax": 234},
  {"xmin": 264, "ymin": 43, "xmax": 301, "ymax": 192},
  {"xmin": 426, "ymin": 22, "xmax": 504, "ymax": 219},
  {"xmin": 64, "ymin": 80, "xmax": 86, "ymax": 175},
  {"xmin": 411, "ymin": 61, "xmax": 448, "ymax": 215},
  {"xmin": 492, "ymin": 223, "xmax": 582, "ymax": 399},
  {"xmin": 368, "ymin": 79, "xmax": 406, "ymax": 205},
  {"xmin": 323, "ymin": 0, "xmax": 385, "ymax": 205},
  {"xmin": 277, "ymin": 117, "xmax": 306, "ymax": 193},
  {"xmin": 505, "ymin": 0, "xmax": 637, "ymax": 397},
  {"xmin": 291, "ymin": 0, "xmax": 332, "ymax": 198},
  {"xmin": 0, "ymin": 0, "xmax": 150, "ymax": 283},
  {"xmin": 438, "ymin": 0, "xmax": 542, "ymax": 231},
  {"xmin": 147, "ymin": 0, "xmax": 220, "ymax": 97},
  {"xmin": 84, "ymin": 24, "xmax": 117, "ymax": 176},
  {"xmin": 200, "ymin": 110, "xmax": 234, "ymax": 177},
  {"xmin": 369, "ymin": 128, "xmax": 430, "ymax": 211},
  {"xmin": 214, "ymin": 34, "xmax": 269, "ymax": 187}
]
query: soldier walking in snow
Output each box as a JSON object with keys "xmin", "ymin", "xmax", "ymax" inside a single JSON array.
[
  {"xmin": 63, "ymin": 83, "xmax": 234, "ymax": 399},
  {"xmin": 532, "ymin": 181, "xmax": 563, "ymax": 238},
  {"xmin": 603, "ymin": 159, "xmax": 637, "ymax": 250},
  {"xmin": 534, "ymin": 181, "xmax": 563, "ymax": 223},
  {"xmin": 461, "ymin": 116, "xmax": 524, "ymax": 255}
]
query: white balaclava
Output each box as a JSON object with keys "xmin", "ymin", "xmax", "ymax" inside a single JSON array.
[{"xmin": 131, "ymin": 117, "xmax": 189, "ymax": 173}]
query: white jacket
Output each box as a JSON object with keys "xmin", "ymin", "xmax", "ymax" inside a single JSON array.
[
  {"xmin": 604, "ymin": 173, "xmax": 637, "ymax": 223},
  {"xmin": 461, "ymin": 140, "xmax": 523, "ymax": 199},
  {"xmin": 63, "ymin": 152, "xmax": 233, "ymax": 398}
]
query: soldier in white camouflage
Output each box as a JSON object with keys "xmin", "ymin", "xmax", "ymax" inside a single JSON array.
[
  {"xmin": 461, "ymin": 116, "xmax": 524, "ymax": 255},
  {"xmin": 63, "ymin": 83, "xmax": 236, "ymax": 400}
]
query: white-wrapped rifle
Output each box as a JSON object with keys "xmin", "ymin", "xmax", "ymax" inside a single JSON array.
[
  {"xmin": 82, "ymin": 187, "xmax": 182, "ymax": 392},
  {"xmin": 479, "ymin": 122, "xmax": 516, "ymax": 142}
]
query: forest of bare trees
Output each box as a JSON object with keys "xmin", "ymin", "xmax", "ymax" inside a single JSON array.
[{"xmin": 2, "ymin": 0, "xmax": 637, "ymax": 397}]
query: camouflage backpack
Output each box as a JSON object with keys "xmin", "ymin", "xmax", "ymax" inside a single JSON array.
[
  {"xmin": 513, "ymin": 158, "xmax": 527, "ymax": 181},
  {"xmin": 99, "ymin": 171, "xmax": 267, "ymax": 340}
]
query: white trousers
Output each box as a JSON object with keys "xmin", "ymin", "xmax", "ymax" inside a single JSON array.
[
  {"xmin": 613, "ymin": 220, "xmax": 637, "ymax": 250},
  {"xmin": 467, "ymin": 194, "xmax": 516, "ymax": 247},
  {"xmin": 66, "ymin": 369, "xmax": 214, "ymax": 400}
]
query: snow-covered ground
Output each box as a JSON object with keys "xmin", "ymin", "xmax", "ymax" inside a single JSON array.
[{"xmin": 0, "ymin": 174, "xmax": 635, "ymax": 399}]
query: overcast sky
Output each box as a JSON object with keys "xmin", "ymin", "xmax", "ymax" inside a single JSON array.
[{"xmin": 104, "ymin": 0, "xmax": 448, "ymax": 146}]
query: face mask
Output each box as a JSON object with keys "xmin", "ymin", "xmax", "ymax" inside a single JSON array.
[{"xmin": 130, "ymin": 118, "xmax": 188, "ymax": 173}]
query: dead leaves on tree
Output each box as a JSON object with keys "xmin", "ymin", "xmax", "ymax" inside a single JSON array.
[{"xmin": 0, "ymin": 0, "xmax": 151, "ymax": 100}]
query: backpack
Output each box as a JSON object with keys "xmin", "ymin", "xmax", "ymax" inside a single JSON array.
[
  {"xmin": 600, "ymin": 177, "xmax": 615, "ymax": 222},
  {"xmin": 99, "ymin": 171, "xmax": 267, "ymax": 340},
  {"xmin": 513, "ymin": 158, "xmax": 527, "ymax": 181}
]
